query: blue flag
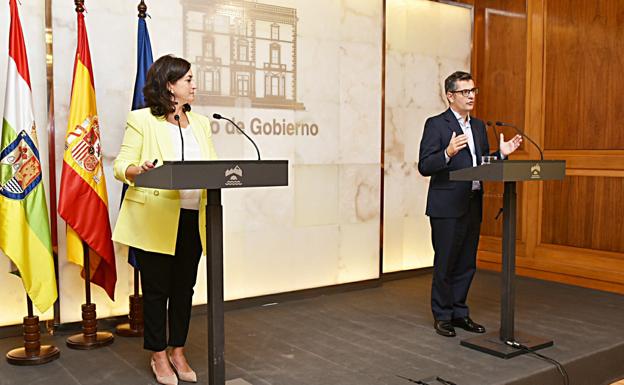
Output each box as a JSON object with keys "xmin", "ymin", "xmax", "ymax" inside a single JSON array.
[
  {"xmin": 123, "ymin": 15, "xmax": 154, "ymax": 268},
  {"xmin": 131, "ymin": 17, "xmax": 154, "ymax": 110}
]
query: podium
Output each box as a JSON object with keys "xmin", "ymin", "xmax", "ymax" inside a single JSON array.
[
  {"xmin": 135, "ymin": 160, "xmax": 288, "ymax": 384},
  {"xmin": 450, "ymin": 160, "xmax": 565, "ymax": 358}
]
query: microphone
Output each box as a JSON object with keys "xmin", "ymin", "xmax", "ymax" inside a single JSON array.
[
  {"xmin": 495, "ymin": 121, "xmax": 544, "ymax": 160},
  {"xmin": 485, "ymin": 121, "xmax": 499, "ymax": 143},
  {"xmin": 174, "ymin": 114, "xmax": 185, "ymax": 162},
  {"xmin": 212, "ymin": 113, "xmax": 261, "ymax": 160}
]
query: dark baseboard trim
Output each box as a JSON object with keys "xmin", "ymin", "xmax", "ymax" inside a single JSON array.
[
  {"xmin": 218, "ymin": 267, "xmax": 432, "ymax": 312},
  {"xmin": 224, "ymin": 277, "xmax": 381, "ymax": 311},
  {"xmin": 0, "ymin": 269, "xmax": 431, "ymax": 338},
  {"xmin": 382, "ymin": 267, "xmax": 433, "ymax": 282},
  {"xmin": 0, "ymin": 324, "xmax": 26, "ymax": 340}
]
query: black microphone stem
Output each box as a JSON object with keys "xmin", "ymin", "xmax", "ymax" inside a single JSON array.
[
  {"xmin": 174, "ymin": 114, "xmax": 185, "ymax": 162},
  {"xmin": 496, "ymin": 121, "xmax": 544, "ymax": 161},
  {"xmin": 486, "ymin": 121, "xmax": 499, "ymax": 141},
  {"xmin": 214, "ymin": 114, "xmax": 261, "ymax": 160}
]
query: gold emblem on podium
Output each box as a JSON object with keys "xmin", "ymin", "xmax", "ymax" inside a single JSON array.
[
  {"xmin": 225, "ymin": 165, "xmax": 244, "ymax": 186},
  {"xmin": 530, "ymin": 163, "xmax": 541, "ymax": 179}
]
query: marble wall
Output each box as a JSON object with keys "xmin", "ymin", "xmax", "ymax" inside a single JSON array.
[
  {"xmin": 46, "ymin": 0, "xmax": 381, "ymax": 323},
  {"xmin": 0, "ymin": 0, "xmax": 471, "ymax": 326},
  {"xmin": 383, "ymin": 0, "xmax": 472, "ymax": 272}
]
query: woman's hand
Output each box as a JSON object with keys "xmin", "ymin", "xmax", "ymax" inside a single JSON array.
[{"xmin": 125, "ymin": 160, "xmax": 157, "ymax": 182}]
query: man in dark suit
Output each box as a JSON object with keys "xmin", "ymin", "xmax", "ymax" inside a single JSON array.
[{"xmin": 418, "ymin": 71, "xmax": 522, "ymax": 337}]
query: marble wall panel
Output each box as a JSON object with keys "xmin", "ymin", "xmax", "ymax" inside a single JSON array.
[
  {"xmin": 44, "ymin": 0, "xmax": 382, "ymax": 323},
  {"xmin": 219, "ymin": 225, "xmax": 342, "ymax": 301},
  {"xmin": 339, "ymin": 164, "xmax": 380, "ymax": 224},
  {"xmin": 339, "ymin": 42, "xmax": 382, "ymax": 165},
  {"xmin": 337, "ymin": 222, "xmax": 379, "ymax": 282},
  {"xmin": 383, "ymin": 0, "xmax": 472, "ymax": 272},
  {"xmin": 294, "ymin": 164, "xmax": 340, "ymax": 227}
]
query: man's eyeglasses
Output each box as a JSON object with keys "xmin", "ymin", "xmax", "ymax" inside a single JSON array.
[{"xmin": 450, "ymin": 87, "xmax": 479, "ymax": 97}]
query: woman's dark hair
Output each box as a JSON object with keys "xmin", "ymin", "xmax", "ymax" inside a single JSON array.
[{"xmin": 143, "ymin": 54, "xmax": 192, "ymax": 117}]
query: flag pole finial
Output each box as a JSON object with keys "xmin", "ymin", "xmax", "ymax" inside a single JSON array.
[
  {"xmin": 138, "ymin": 0, "xmax": 147, "ymax": 18},
  {"xmin": 74, "ymin": 0, "xmax": 85, "ymax": 13}
]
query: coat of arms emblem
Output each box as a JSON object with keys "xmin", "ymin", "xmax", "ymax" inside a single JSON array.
[
  {"xmin": 0, "ymin": 129, "xmax": 43, "ymax": 200},
  {"xmin": 65, "ymin": 116, "xmax": 103, "ymax": 183}
]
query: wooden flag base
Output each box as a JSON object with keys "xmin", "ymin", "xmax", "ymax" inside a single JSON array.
[
  {"xmin": 66, "ymin": 332, "xmax": 114, "ymax": 349},
  {"xmin": 6, "ymin": 315, "xmax": 60, "ymax": 366},
  {"xmin": 6, "ymin": 345, "xmax": 60, "ymax": 365},
  {"xmin": 66, "ymin": 303, "xmax": 114, "ymax": 350},
  {"xmin": 115, "ymin": 294, "xmax": 144, "ymax": 337}
]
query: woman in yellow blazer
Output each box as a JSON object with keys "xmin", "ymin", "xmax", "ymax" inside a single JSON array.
[{"xmin": 113, "ymin": 55, "xmax": 217, "ymax": 385}]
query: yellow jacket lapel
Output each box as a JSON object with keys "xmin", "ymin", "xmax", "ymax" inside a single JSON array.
[{"xmin": 154, "ymin": 117, "xmax": 177, "ymax": 161}]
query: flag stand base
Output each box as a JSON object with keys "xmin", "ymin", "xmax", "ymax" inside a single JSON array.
[
  {"xmin": 6, "ymin": 315, "xmax": 60, "ymax": 365},
  {"xmin": 116, "ymin": 294, "xmax": 143, "ymax": 337},
  {"xmin": 66, "ymin": 303, "xmax": 114, "ymax": 350}
]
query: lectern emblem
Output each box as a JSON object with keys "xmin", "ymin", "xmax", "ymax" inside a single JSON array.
[
  {"xmin": 225, "ymin": 165, "xmax": 243, "ymax": 186},
  {"xmin": 530, "ymin": 163, "xmax": 541, "ymax": 179}
]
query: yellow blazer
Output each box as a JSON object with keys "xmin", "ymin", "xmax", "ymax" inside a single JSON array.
[{"xmin": 112, "ymin": 108, "xmax": 218, "ymax": 255}]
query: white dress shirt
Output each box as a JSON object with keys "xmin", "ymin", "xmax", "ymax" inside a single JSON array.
[
  {"xmin": 167, "ymin": 122, "xmax": 202, "ymax": 210},
  {"xmin": 448, "ymin": 109, "xmax": 480, "ymax": 191}
]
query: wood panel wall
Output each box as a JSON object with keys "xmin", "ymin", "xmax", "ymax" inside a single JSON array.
[
  {"xmin": 470, "ymin": 0, "xmax": 624, "ymax": 294},
  {"xmin": 473, "ymin": 0, "xmax": 527, "ymax": 242}
]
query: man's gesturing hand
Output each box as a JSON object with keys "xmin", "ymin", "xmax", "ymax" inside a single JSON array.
[{"xmin": 446, "ymin": 131, "xmax": 468, "ymax": 157}]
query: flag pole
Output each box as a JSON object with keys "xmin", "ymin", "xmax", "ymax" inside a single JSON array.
[
  {"xmin": 44, "ymin": 0, "xmax": 61, "ymax": 331},
  {"xmin": 6, "ymin": 296, "xmax": 60, "ymax": 365},
  {"xmin": 116, "ymin": 0, "xmax": 149, "ymax": 339},
  {"xmin": 64, "ymin": 0, "xmax": 115, "ymax": 349}
]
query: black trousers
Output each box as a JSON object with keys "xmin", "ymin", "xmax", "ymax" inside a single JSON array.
[
  {"xmin": 135, "ymin": 209, "xmax": 202, "ymax": 352},
  {"xmin": 429, "ymin": 193, "xmax": 482, "ymax": 321}
]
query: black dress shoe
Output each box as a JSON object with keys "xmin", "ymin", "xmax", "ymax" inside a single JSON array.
[
  {"xmin": 451, "ymin": 317, "xmax": 486, "ymax": 333},
  {"xmin": 434, "ymin": 320, "xmax": 456, "ymax": 337}
]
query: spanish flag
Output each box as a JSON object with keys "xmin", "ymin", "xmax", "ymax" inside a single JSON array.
[
  {"xmin": 0, "ymin": 0, "xmax": 57, "ymax": 313},
  {"xmin": 58, "ymin": 10, "xmax": 116, "ymax": 300}
]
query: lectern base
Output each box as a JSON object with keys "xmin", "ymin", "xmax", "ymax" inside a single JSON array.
[
  {"xmin": 226, "ymin": 379, "xmax": 253, "ymax": 385},
  {"xmin": 460, "ymin": 330, "xmax": 553, "ymax": 359}
]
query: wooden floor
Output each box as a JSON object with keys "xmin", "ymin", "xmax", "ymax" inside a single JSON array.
[{"xmin": 1, "ymin": 270, "xmax": 623, "ymax": 385}]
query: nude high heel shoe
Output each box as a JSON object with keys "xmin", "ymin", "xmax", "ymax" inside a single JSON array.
[
  {"xmin": 169, "ymin": 355, "xmax": 197, "ymax": 383},
  {"xmin": 151, "ymin": 357, "xmax": 178, "ymax": 385}
]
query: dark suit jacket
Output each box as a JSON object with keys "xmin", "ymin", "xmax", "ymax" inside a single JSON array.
[{"xmin": 418, "ymin": 108, "xmax": 497, "ymax": 219}]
